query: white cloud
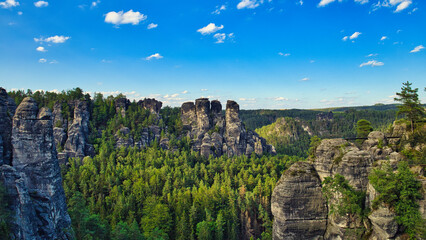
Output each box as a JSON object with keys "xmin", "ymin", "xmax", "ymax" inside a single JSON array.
[
  {"xmin": 214, "ymin": 33, "xmax": 226, "ymax": 43},
  {"xmin": 300, "ymin": 77, "xmax": 310, "ymax": 81},
  {"xmin": 342, "ymin": 36, "xmax": 348, "ymax": 41},
  {"xmin": 0, "ymin": 0, "xmax": 19, "ymax": 8},
  {"xmin": 212, "ymin": 5, "xmax": 226, "ymax": 14},
  {"xmin": 17, "ymin": 11, "xmax": 22, "ymax": 15},
  {"xmin": 34, "ymin": 1, "xmax": 48, "ymax": 7},
  {"xmin": 39, "ymin": 58, "xmax": 47, "ymax": 63},
  {"xmin": 298, "ymin": 0, "xmax": 304, "ymax": 5},
  {"xmin": 145, "ymin": 53, "xmax": 163, "ymax": 60},
  {"xmin": 201, "ymin": 89, "xmax": 208, "ymax": 92},
  {"xmin": 49, "ymin": 60, "xmax": 58, "ymax": 64},
  {"xmin": 237, "ymin": 0, "xmax": 260, "ymax": 9},
  {"xmin": 182, "ymin": 90, "xmax": 188, "ymax": 94},
  {"xmin": 197, "ymin": 23, "xmax": 224, "ymax": 35},
  {"xmin": 105, "ymin": 10, "xmax": 147, "ymax": 25},
  {"xmin": 394, "ymin": 0, "xmax": 411, "ymax": 12},
  {"xmin": 147, "ymin": 23, "xmax": 158, "ymax": 29},
  {"xmin": 366, "ymin": 53, "xmax": 378, "ymax": 57},
  {"xmin": 91, "ymin": 0, "xmax": 100, "ymax": 7},
  {"xmin": 350, "ymin": 32, "xmax": 361, "ymax": 39},
  {"xmin": 373, "ymin": 0, "xmax": 413, "ymax": 13},
  {"xmin": 380, "ymin": 36, "xmax": 388, "ymax": 41},
  {"xmin": 360, "ymin": 60, "xmax": 384, "ymax": 67},
  {"xmin": 36, "ymin": 46, "xmax": 47, "ymax": 52},
  {"xmin": 275, "ymin": 97, "xmax": 289, "ymax": 101},
  {"xmin": 318, "ymin": 0, "xmax": 336, "ymax": 7},
  {"xmin": 278, "ymin": 52, "xmax": 290, "ymax": 56},
  {"xmin": 34, "ymin": 35, "xmax": 70, "ymax": 43},
  {"xmin": 410, "ymin": 45, "xmax": 424, "ymax": 53},
  {"xmin": 355, "ymin": 0, "xmax": 369, "ymax": 4}
]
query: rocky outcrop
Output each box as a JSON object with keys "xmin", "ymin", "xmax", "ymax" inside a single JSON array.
[
  {"xmin": 0, "ymin": 87, "xmax": 16, "ymax": 165},
  {"xmin": 317, "ymin": 111, "xmax": 334, "ymax": 121},
  {"xmin": 272, "ymin": 131, "xmax": 420, "ymax": 240},
  {"xmin": 138, "ymin": 98, "xmax": 162, "ymax": 115},
  {"xmin": 181, "ymin": 99, "xmax": 275, "ymax": 158},
  {"xmin": 271, "ymin": 161, "xmax": 328, "ymax": 240},
  {"xmin": 115, "ymin": 97, "xmax": 130, "ymax": 117},
  {"xmin": 61, "ymin": 100, "xmax": 94, "ymax": 163},
  {"xmin": 116, "ymin": 125, "xmax": 162, "ymax": 149},
  {"xmin": 0, "ymin": 97, "xmax": 72, "ymax": 239}
]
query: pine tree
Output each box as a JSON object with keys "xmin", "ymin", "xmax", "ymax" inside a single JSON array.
[{"xmin": 394, "ymin": 81, "xmax": 425, "ymax": 132}]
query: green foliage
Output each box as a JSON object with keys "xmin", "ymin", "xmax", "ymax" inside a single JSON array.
[
  {"xmin": 369, "ymin": 162, "xmax": 425, "ymax": 238},
  {"xmin": 68, "ymin": 191, "xmax": 110, "ymax": 240},
  {"xmin": 356, "ymin": 119, "xmax": 373, "ymax": 145},
  {"xmin": 308, "ymin": 136, "xmax": 321, "ymax": 160},
  {"xmin": 322, "ymin": 174, "xmax": 366, "ymax": 220},
  {"xmin": 0, "ymin": 182, "xmax": 11, "ymax": 240},
  {"xmin": 111, "ymin": 221, "xmax": 143, "ymax": 240},
  {"xmin": 394, "ymin": 81, "xmax": 425, "ymax": 132}
]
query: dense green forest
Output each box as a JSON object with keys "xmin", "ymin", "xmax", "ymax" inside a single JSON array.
[{"xmin": 6, "ymin": 87, "xmax": 424, "ymax": 239}]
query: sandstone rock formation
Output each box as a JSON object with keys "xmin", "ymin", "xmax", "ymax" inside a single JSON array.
[
  {"xmin": 272, "ymin": 131, "xmax": 419, "ymax": 240},
  {"xmin": 115, "ymin": 97, "xmax": 130, "ymax": 117},
  {"xmin": 0, "ymin": 87, "xmax": 16, "ymax": 165},
  {"xmin": 181, "ymin": 98, "xmax": 275, "ymax": 158},
  {"xmin": 271, "ymin": 161, "xmax": 328, "ymax": 240},
  {"xmin": 1, "ymin": 97, "xmax": 72, "ymax": 239},
  {"xmin": 60, "ymin": 100, "xmax": 94, "ymax": 163},
  {"xmin": 138, "ymin": 98, "xmax": 162, "ymax": 115}
]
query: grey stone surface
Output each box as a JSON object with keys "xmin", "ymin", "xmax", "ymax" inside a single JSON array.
[
  {"xmin": 0, "ymin": 87, "xmax": 16, "ymax": 165},
  {"xmin": 271, "ymin": 161, "xmax": 328, "ymax": 240}
]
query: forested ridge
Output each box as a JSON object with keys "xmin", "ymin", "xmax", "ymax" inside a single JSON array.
[{"xmin": 3, "ymin": 87, "xmax": 424, "ymax": 240}]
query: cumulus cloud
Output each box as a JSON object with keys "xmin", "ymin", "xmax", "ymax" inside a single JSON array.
[
  {"xmin": 380, "ymin": 36, "xmax": 388, "ymax": 41},
  {"xmin": 300, "ymin": 77, "xmax": 310, "ymax": 81},
  {"xmin": 17, "ymin": 11, "xmax": 22, "ymax": 15},
  {"xmin": 182, "ymin": 90, "xmax": 188, "ymax": 94},
  {"xmin": 214, "ymin": 33, "xmax": 226, "ymax": 43},
  {"xmin": 34, "ymin": 1, "xmax": 48, "ymax": 7},
  {"xmin": 342, "ymin": 32, "xmax": 361, "ymax": 41},
  {"xmin": 360, "ymin": 60, "xmax": 384, "ymax": 67},
  {"xmin": 0, "ymin": 0, "xmax": 19, "ymax": 8},
  {"xmin": 275, "ymin": 97, "xmax": 289, "ymax": 101},
  {"xmin": 410, "ymin": 45, "xmax": 424, "ymax": 53},
  {"xmin": 298, "ymin": 0, "xmax": 304, "ymax": 5},
  {"xmin": 39, "ymin": 58, "xmax": 47, "ymax": 63},
  {"xmin": 145, "ymin": 53, "xmax": 163, "ymax": 60},
  {"xmin": 105, "ymin": 10, "xmax": 147, "ymax": 25},
  {"xmin": 372, "ymin": 0, "xmax": 413, "ymax": 13},
  {"xmin": 36, "ymin": 46, "xmax": 47, "ymax": 52},
  {"xmin": 394, "ymin": 0, "xmax": 411, "ymax": 12},
  {"xmin": 366, "ymin": 53, "xmax": 378, "ymax": 57},
  {"xmin": 147, "ymin": 23, "xmax": 158, "ymax": 29},
  {"xmin": 212, "ymin": 5, "xmax": 226, "ymax": 14},
  {"xmin": 318, "ymin": 0, "xmax": 337, "ymax": 7},
  {"xmin": 34, "ymin": 35, "xmax": 70, "ymax": 43},
  {"xmin": 197, "ymin": 23, "xmax": 224, "ymax": 35},
  {"xmin": 237, "ymin": 0, "xmax": 260, "ymax": 9}
]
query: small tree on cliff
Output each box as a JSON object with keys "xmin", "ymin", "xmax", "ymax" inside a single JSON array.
[{"xmin": 394, "ymin": 81, "xmax": 424, "ymax": 132}]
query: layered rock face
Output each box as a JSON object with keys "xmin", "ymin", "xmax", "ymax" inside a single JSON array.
[
  {"xmin": 1, "ymin": 97, "xmax": 72, "ymax": 239},
  {"xmin": 0, "ymin": 87, "xmax": 16, "ymax": 165},
  {"xmin": 181, "ymin": 98, "xmax": 275, "ymax": 158},
  {"xmin": 115, "ymin": 97, "xmax": 130, "ymax": 117},
  {"xmin": 272, "ymin": 131, "xmax": 411, "ymax": 240},
  {"xmin": 138, "ymin": 98, "xmax": 162, "ymax": 115},
  {"xmin": 59, "ymin": 100, "xmax": 94, "ymax": 163},
  {"xmin": 271, "ymin": 161, "xmax": 328, "ymax": 240}
]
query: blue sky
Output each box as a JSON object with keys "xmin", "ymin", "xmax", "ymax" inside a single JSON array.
[{"xmin": 1, "ymin": 0, "xmax": 425, "ymax": 109}]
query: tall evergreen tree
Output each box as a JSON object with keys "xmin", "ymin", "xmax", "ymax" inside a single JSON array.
[{"xmin": 394, "ymin": 81, "xmax": 425, "ymax": 132}]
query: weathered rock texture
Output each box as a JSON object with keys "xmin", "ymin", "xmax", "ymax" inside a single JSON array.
[
  {"xmin": 60, "ymin": 100, "xmax": 94, "ymax": 163},
  {"xmin": 0, "ymin": 87, "xmax": 16, "ymax": 165},
  {"xmin": 115, "ymin": 97, "xmax": 130, "ymax": 117},
  {"xmin": 271, "ymin": 161, "xmax": 328, "ymax": 240},
  {"xmin": 138, "ymin": 98, "xmax": 162, "ymax": 115},
  {"xmin": 272, "ymin": 131, "xmax": 419, "ymax": 240},
  {"xmin": 181, "ymin": 99, "xmax": 275, "ymax": 158},
  {"xmin": 0, "ymin": 97, "xmax": 72, "ymax": 239}
]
